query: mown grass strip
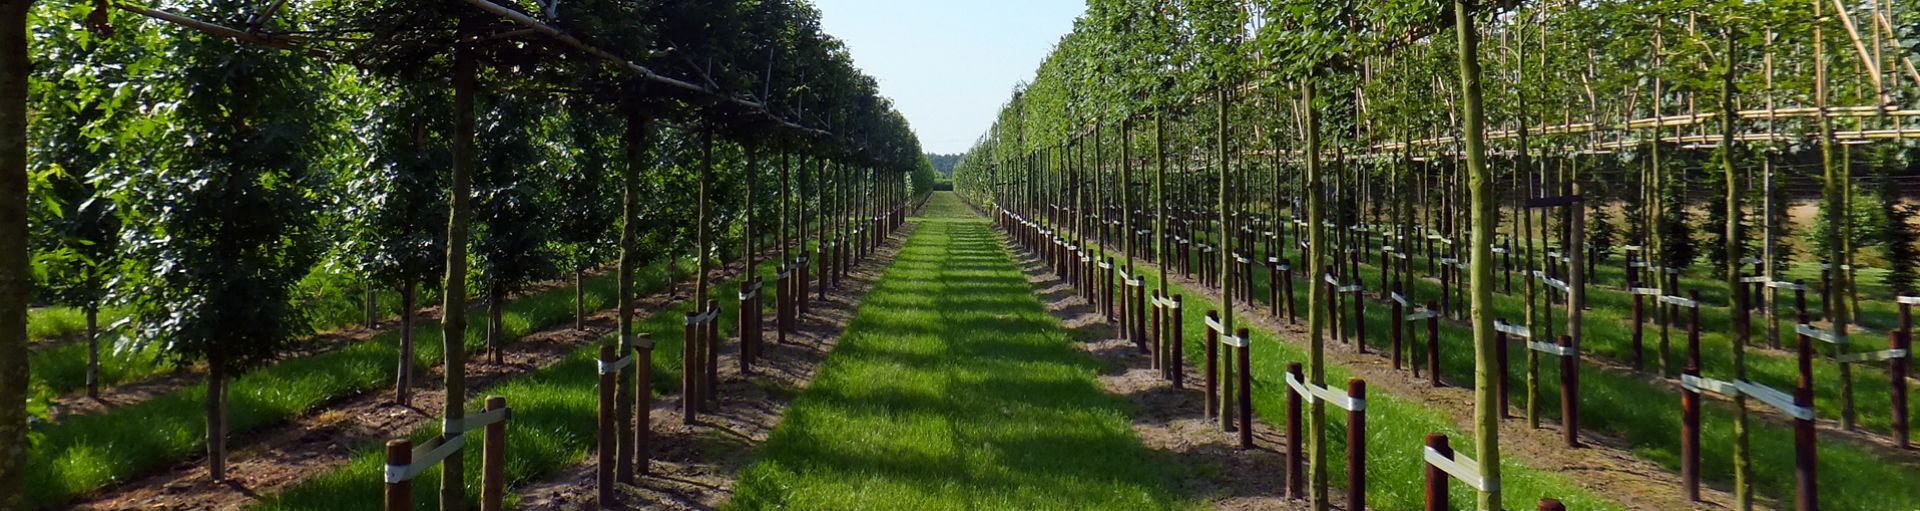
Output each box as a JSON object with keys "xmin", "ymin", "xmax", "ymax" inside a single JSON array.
[
  {"xmin": 730, "ymin": 194, "xmax": 1196, "ymax": 511},
  {"xmin": 252, "ymin": 262, "xmax": 780, "ymax": 510},
  {"xmin": 24, "ymin": 259, "xmax": 692, "ymax": 509},
  {"xmin": 1162, "ymin": 231, "xmax": 1920, "ymax": 510}
]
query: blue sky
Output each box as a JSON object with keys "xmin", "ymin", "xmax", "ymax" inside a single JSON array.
[{"xmin": 810, "ymin": 0, "xmax": 1087, "ymax": 154}]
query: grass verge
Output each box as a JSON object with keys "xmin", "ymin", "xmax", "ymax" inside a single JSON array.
[{"xmin": 729, "ymin": 193, "xmax": 1196, "ymax": 510}]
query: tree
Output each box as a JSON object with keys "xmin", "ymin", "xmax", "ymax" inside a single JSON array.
[
  {"xmin": 342, "ymin": 81, "xmax": 448, "ymax": 405},
  {"xmin": 117, "ymin": 0, "xmax": 328, "ymax": 479},
  {"xmin": 472, "ymin": 93, "xmax": 559, "ymax": 364}
]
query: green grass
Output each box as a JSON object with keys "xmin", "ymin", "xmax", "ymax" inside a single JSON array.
[
  {"xmin": 23, "ymin": 258, "xmax": 693, "ymax": 510},
  {"xmin": 253, "ymin": 262, "xmax": 779, "ymax": 510},
  {"xmin": 1116, "ymin": 224, "xmax": 1920, "ymax": 510},
  {"xmin": 27, "ymin": 270, "xmax": 439, "ymax": 401},
  {"xmin": 729, "ymin": 192, "xmax": 1196, "ymax": 511}
]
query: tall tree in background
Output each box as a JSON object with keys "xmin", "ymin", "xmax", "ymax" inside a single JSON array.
[
  {"xmin": 119, "ymin": 0, "xmax": 327, "ymax": 479},
  {"xmin": 472, "ymin": 93, "xmax": 558, "ymax": 364},
  {"xmin": 343, "ymin": 83, "xmax": 448, "ymax": 405}
]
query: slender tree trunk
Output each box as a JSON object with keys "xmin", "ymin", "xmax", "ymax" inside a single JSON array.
[
  {"xmin": 438, "ymin": 22, "xmax": 478, "ymax": 510},
  {"xmin": 1718, "ymin": 29, "xmax": 1754, "ymax": 510},
  {"xmin": 0, "ymin": 1, "xmax": 28, "ymax": 505},
  {"xmin": 574, "ymin": 266, "xmax": 584, "ymax": 331},
  {"xmin": 85, "ymin": 302, "xmax": 99, "ymax": 399},
  {"xmin": 396, "ymin": 281, "xmax": 415, "ymax": 405},
  {"xmin": 1455, "ymin": 2, "xmax": 1502, "ymax": 508},
  {"xmin": 617, "ymin": 108, "xmax": 645, "ymax": 482},
  {"xmin": 1302, "ymin": 79, "xmax": 1330, "ymax": 511},
  {"xmin": 205, "ymin": 352, "xmax": 228, "ymax": 480}
]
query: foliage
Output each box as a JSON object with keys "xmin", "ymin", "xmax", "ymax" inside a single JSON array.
[{"xmin": 113, "ymin": 0, "xmax": 330, "ymax": 371}]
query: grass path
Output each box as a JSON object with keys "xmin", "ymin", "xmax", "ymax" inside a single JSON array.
[{"xmin": 729, "ymin": 193, "xmax": 1196, "ymax": 511}]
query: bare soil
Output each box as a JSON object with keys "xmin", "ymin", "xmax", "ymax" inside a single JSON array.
[{"xmin": 513, "ymin": 224, "xmax": 915, "ymax": 511}]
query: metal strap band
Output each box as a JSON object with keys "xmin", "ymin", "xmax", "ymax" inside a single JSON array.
[
  {"xmin": 1285, "ymin": 372, "xmax": 1366, "ymax": 411},
  {"xmin": 1623, "ymin": 245, "xmax": 1643, "ymax": 251},
  {"xmin": 1222, "ymin": 333, "xmax": 1249, "ymax": 348},
  {"xmin": 1438, "ymin": 257, "xmax": 1459, "ymax": 265},
  {"xmin": 1628, "ymin": 261, "xmax": 1649, "ymax": 268},
  {"xmin": 1234, "ymin": 254, "xmax": 1250, "ymax": 264},
  {"xmin": 1738, "ymin": 380, "xmax": 1813, "ymax": 420},
  {"xmin": 1899, "ymin": 296, "xmax": 1920, "ymax": 305},
  {"xmin": 597, "ymin": 353, "xmax": 635, "ymax": 375},
  {"xmin": 1740, "ymin": 275, "xmax": 1770, "ymax": 284},
  {"xmin": 1768, "ymin": 280, "xmax": 1808, "ymax": 291},
  {"xmin": 1267, "ymin": 256, "xmax": 1281, "ymax": 264},
  {"xmin": 1630, "ymin": 287, "xmax": 1664, "ymax": 296},
  {"xmin": 1493, "ymin": 321, "xmax": 1530, "ymax": 339},
  {"xmin": 1681, "ymin": 374, "xmax": 1739, "ymax": 396},
  {"xmin": 1544, "ymin": 278, "xmax": 1570, "ymax": 293},
  {"xmin": 1490, "ymin": 247, "xmax": 1507, "ymax": 254},
  {"xmin": 1424, "ymin": 447, "xmax": 1495, "ymax": 492},
  {"xmin": 1205, "ymin": 315, "xmax": 1226, "ymax": 335},
  {"xmin": 1547, "ymin": 251, "xmax": 1563, "ymax": 259},
  {"xmin": 1337, "ymin": 285, "xmax": 1364, "ymax": 294},
  {"xmin": 1097, "ymin": 261, "xmax": 1112, "ymax": 269},
  {"xmin": 1796, "ymin": 324, "xmax": 1845, "ymax": 345},
  {"xmin": 739, "ymin": 289, "xmax": 759, "ymax": 301},
  {"xmin": 1659, "ymin": 295, "xmax": 1700, "ymax": 308},
  {"xmin": 685, "ymin": 308, "xmax": 719, "ymax": 325},
  {"xmin": 1126, "ymin": 278, "xmax": 1143, "ymax": 287},
  {"xmin": 1529, "ymin": 341, "xmax": 1575, "ymax": 357},
  {"xmin": 1406, "ymin": 309, "xmax": 1441, "ymax": 321},
  {"xmin": 1324, "ymin": 274, "xmax": 1341, "ymax": 286},
  {"xmin": 1118, "ymin": 269, "xmax": 1131, "ymax": 281},
  {"xmin": 1740, "ymin": 257, "xmax": 1764, "ymax": 265},
  {"xmin": 1390, "ymin": 292, "xmax": 1409, "ymax": 307},
  {"xmin": 386, "ymin": 434, "xmax": 467, "ymax": 483},
  {"xmin": 1836, "ymin": 349, "xmax": 1908, "ymax": 363},
  {"xmin": 446, "ymin": 407, "xmax": 512, "ymax": 435},
  {"xmin": 1393, "ymin": 253, "xmax": 1409, "ymax": 260},
  {"xmin": 1384, "ymin": 245, "xmax": 1398, "ymax": 253},
  {"xmin": 775, "ymin": 270, "xmax": 791, "ymax": 279}
]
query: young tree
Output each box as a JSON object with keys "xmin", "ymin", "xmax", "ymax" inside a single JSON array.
[
  {"xmin": 343, "ymin": 83, "xmax": 448, "ymax": 405},
  {"xmin": 472, "ymin": 94, "xmax": 559, "ymax": 364},
  {"xmin": 119, "ymin": 0, "xmax": 327, "ymax": 479}
]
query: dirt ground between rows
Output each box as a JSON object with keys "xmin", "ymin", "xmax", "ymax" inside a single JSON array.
[
  {"xmin": 1140, "ymin": 252, "xmax": 1737, "ymax": 511},
  {"xmin": 513, "ymin": 222, "xmax": 915, "ymax": 511},
  {"xmin": 1008, "ymin": 243, "xmax": 1310, "ymax": 511}
]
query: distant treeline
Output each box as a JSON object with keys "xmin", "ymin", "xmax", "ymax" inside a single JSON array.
[{"xmin": 927, "ymin": 153, "xmax": 963, "ymax": 177}]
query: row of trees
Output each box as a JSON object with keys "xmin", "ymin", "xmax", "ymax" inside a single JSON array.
[
  {"xmin": 0, "ymin": 0, "xmax": 935, "ymax": 508},
  {"xmin": 956, "ymin": 0, "xmax": 1912, "ymax": 510}
]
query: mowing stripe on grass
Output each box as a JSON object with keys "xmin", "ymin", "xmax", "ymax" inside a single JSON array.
[{"xmin": 729, "ymin": 193, "xmax": 1196, "ymax": 511}]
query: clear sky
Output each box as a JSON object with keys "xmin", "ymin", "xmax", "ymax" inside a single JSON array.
[{"xmin": 810, "ymin": 0, "xmax": 1087, "ymax": 155}]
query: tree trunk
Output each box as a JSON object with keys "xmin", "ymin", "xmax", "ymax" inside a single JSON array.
[
  {"xmin": 438, "ymin": 21, "xmax": 478, "ymax": 510},
  {"xmin": 1455, "ymin": 1, "xmax": 1502, "ymax": 508},
  {"xmin": 0, "ymin": 0, "xmax": 26, "ymax": 503},
  {"xmin": 1718, "ymin": 29, "xmax": 1754, "ymax": 510},
  {"xmin": 205, "ymin": 353, "xmax": 227, "ymax": 481},
  {"xmin": 85, "ymin": 304, "xmax": 99, "ymax": 399},
  {"xmin": 1302, "ymin": 79, "xmax": 1330, "ymax": 511},
  {"xmin": 396, "ymin": 281, "xmax": 415, "ymax": 405},
  {"xmin": 488, "ymin": 286, "xmax": 503, "ymax": 365},
  {"xmin": 617, "ymin": 107, "xmax": 645, "ymax": 483}
]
